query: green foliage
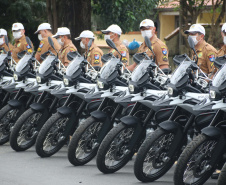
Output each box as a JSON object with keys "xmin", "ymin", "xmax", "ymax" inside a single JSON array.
[{"xmin": 92, "ymin": 0, "xmax": 159, "ymax": 33}]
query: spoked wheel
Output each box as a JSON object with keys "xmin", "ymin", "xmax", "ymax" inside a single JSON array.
[
  {"xmin": 0, "ymin": 105, "xmax": 23, "ymax": 145},
  {"xmin": 217, "ymin": 163, "xmax": 226, "ymax": 185},
  {"xmin": 10, "ymin": 108, "xmax": 49, "ymax": 151},
  {"xmin": 134, "ymin": 128, "xmax": 178, "ymax": 182},
  {"xmin": 35, "ymin": 113, "xmax": 70, "ymax": 157},
  {"xmin": 68, "ymin": 117, "xmax": 103, "ymax": 166},
  {"xmin": 174, "ymin": 134, "xmax": 220, "ymax": 185},
  {"xmin": 96, "ymin": 123, "xmax": 135, "ymax": 174}
]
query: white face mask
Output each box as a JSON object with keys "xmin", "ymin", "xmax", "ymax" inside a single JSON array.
[
  {"xmin": 223, "ymin": 36, "xmax": 226, "ymax": 45},
  {"xmin": 189, "ymin": 35, "xmax": 200, "ymax": 46},
  {"xmin": 104, "ymin": 35, "xmax": 111, "ymax": 41},
  {"xmin": 0, "ymin": 38, "xmax": 4, "ymax": 45},
  {"xmin": 38, "ymin": 34, "xmax": 43, "ymax": 41},
  {"xmin": 57, "ymin": 38, "xmax": 64, "ymax": 46},
  {"xmin": 13, "ymin": 31, "xmax": 22, "ymax": 40},
  {"xmin": 80, "ymin": 41, "xmax": 85, "ymax": 49},
  {"xmin": 141, "ymin": 30, "xmax": 153, "ymax": 39}
]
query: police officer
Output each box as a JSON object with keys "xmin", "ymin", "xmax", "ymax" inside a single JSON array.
[
  {"xmin": 0, "ymin": 29, "xmax": 13, "ymax": 53},
  {"xmin": 127, "ymin": 19, "xmax": 169, "ymax": 71},
  {"xmin": 75, "ymin": 30, "xmax": 103, "ymax": 68},
  {"xmin": 184, "ymin": 24, "xmax": 217, "ymax": 77},
  {"xmin": 101, "ymin": 24, "xmax": 129, "ymax": 64},
  {"xmin": 218, "ymin": 23, "xmax": 226, "ymax": 56},
  {"xmin": 53, "ymin": 27, "xmax": 77, "ymax": 67},
  {"xmin": 12, "ymin": 23, "xmax": 33, "ymax": 63},
  {"xmin": 34, "ymin": 23, "xmax": 61, "ymax": 63}
]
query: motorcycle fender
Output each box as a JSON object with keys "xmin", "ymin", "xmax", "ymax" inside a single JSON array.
[
  {"xmin": 57, "ymin": 106, "xmax": 73, "ymax": 116},
  {"xmin": 30, "ymin": 103, "xmax": 45, "ymax": 112},
  {"xmin": 120, "ymin": 116, "xmax": 141, "ymax": 126},
  {"xmin": 159, "ymin": 121, "xmax": 182, "ymax": 133},
  {"xmin": 90, "ymin": 110, "xmax": 108, "ymax": 121},
  {"xmin": 8, "ymin": 99, "xmax": 22, "ymax": 108},
  {"xmin": 86, "ymin": 100, "xmax": 102, "ymax": 113},
  {"xmin": 201, "ymin": 126, "xmax": 224, "ymax": 139}
]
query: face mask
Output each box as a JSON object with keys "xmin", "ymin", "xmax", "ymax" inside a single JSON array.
[
  {"xmin": 57, "ymin": 38, "xmax": 64, "ymax": 46},
  {"xmin": 141, "ymin": 30, "xmax": 153, "ymax": 39},
  {"xmin": 38, "ymin": 34, "xmax": 43, "ymax": 41},
  {"xmin": 104, "ymin": 35, "xmax": 111, "ymax": 41},
  {"xmin": 189, "ymin": 35, "xmax": 200, "ymax": 46},
  {"xmin": 224, "ymin": 36, "xmax": 226, "ymax": 45},
  {"xmin": 13, "ymin": 31, "xmax": 22, "ymax": 40},
  {"xmin": 80, "ymin": 41, "xmax": 85, "ymax": 49},
  {"xmin": 0, "ymin": 38, "xmax": 4, "ymax": 45}
]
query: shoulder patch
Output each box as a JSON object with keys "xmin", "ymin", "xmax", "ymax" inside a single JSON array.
[
  {"xmin": 94, "ymin": 54, "xmax": 100, "ymax": 60},
  {"xmin": 39, "ymin": 41, "xmax": 44, "ymax": 48},
  {"xmin": 208, "ymin": 53, "xmax": 215, "ymax": 62},
  {"xmin": 26, "ymin": 43, "xmax": 31, "ymax": 49},
  {"xmin": 163, "ymin": 56, "xmax": 168, "ymax": 61},
  {"xmin": 162, "ymin": 48, "xmax": 167, "ymax": 55},
  {"xmin": 70, "ymin": 48, "xmax": 75, "ymax": 52},
  {"xmin": 121, "ymin": 50, "xmax": 127, "ymax": 57}
]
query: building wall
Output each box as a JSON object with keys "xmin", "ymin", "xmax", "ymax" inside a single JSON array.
[
  {"xmin": 197, "ymin": 12, "xmax": 221, "ymax": 23},
  {"xmin": 159, "ymin": 13, "xmax": 175, "ymax": 41}
]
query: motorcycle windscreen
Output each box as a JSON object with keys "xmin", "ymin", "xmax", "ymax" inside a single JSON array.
[
  {"xmin": 212, "ymin": 63, "xmax": 226, "ymax": 87},
  {"xmin": 170, "ymin": 60, "xmax": 192, "ymax": 84},
  {"xmin": 38, "ymin": 55, "xmax": 56, "ymax": 74},
  {"xmin": 131, "ymin": 60, "xmax": 152, "ymax": 82},
  {"xmin": 66, "ymin": 56, "xmax": 84, "ymax": 76},
  {"xmin": 99, "ymin": 58, "xmax": 120, "ymax": 79},
  {"xmin": 15, "ymin": 54, "xmax": 32, "ymax": 72},
  {"xmin": 0, "ymin": 53, "xmax": 8, "ymax": 67}
]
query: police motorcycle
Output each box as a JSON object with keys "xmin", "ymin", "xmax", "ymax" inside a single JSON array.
[
  {"xmin": 217, "ymin": 163, "xmax": 226, "ymax": 185},
  {"xmin": 173, "ymin": 54, "xmax": 226, "ymax": 185},
  {"xmin": 0, "ymin": 37, "xmax": 39, "ymax": 145},
  {"xmin": 67, "ymin": 36, "xmax": 170, "ymax": 166},
  {"xmin": 9, "ymin": 37, "xmax": 70, "ymax": 151},
  {"xmin": 0, "ymin": 36, "xmax": 15, "ymax": 108},
  {"xmin": 96, "ymin": 36, "xmax": 211, "ymax": 174},
  {"xmin": 35, "ymin": 38, "xmax": 128, "ymax": 158}
]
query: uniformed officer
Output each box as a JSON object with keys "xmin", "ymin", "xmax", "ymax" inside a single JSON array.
[
  {"xmin": 34, "ymin": 23, "xmax": 61, "ymax": 63},
  {"xmin": 218, "ymin": 23, "xmax": 226, "ymax": 56},
  {"xmin": 127, "ymin": 19, "xmax": 169, "ymax": 71},
  {"xmin": 101, "ymin": 24, "xmax": 129, "ymax": 64},
  {"xmin": 184, "ymin": 24, "xmax": 217, "ymax": 77},
  {"xmin": 11, "ymin": 23, "xmax": 33, "ymax": 63},
  {"xmin": 0, "ymin": 29, "xmax": 13, "ymax": 53},
  {"xmin": 53, "ymin": 27, "xmax": 77, "ymax": 67},
  {"xmin": 75, "ymin": 30, "xmax": 103, "ymax": 68}
]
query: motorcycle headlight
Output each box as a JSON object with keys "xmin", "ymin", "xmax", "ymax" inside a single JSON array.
[
  {"xmin": 168, "ymin": 87, "xmax": 173, "ymax": 96},
  {"xmin": 209, "ymin": 90, "xmax": 216, "ymax": 99},
  {"xmin": 97, "ymin": 80, "xmax": 104, "ymax": 89},
  {"xmin": 13, "ymin": 74, "xmax": 18, "ymax": 81},
  {"xmin": 129, "ymin": 84, "xmax": 134, "ymax": 93},
  {"xmin": 64, "ymin": 78, "xmax": 69, "ymax": 86},
  {"xmin": 36, "ymin": 76, "xmax": 41, "ymax": 83}
]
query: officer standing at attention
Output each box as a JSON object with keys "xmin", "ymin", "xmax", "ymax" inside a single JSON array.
[
  {"xmin": 101, "ymin": 24, "xmax": 129, "ymax": 64},
  {"xmin": 11, "ymin": 23, "xmax": 33, "ymax": 63},
  {"xmin": 75, "ymin": 30, "xmax": 103, "ymax": 68},
  {"xmin": 53, "ymin": 27, "xmax": 77, "ymax": 67},
  {"xmin": 34, "ymin": 23, "xmax": 61, "ymax": 63},
  {"xmin": 184, "ymin": 24, "xmax": 217, "ymax": 78},
  {"xmin": 217, "ymin": 23, "xmax": 226, "ymax": 56},
  {"xmin": 127, "ymin": 19, "xmax": 169, "ymax": 71},
  {"xmin": 0, "ymin": 29, "xmax": 13, "ymax": 53}
]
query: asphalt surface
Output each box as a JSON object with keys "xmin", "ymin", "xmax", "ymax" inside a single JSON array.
[{"xmin": 0, "ymin": 143, "xmax": 217, "ymax": 185}]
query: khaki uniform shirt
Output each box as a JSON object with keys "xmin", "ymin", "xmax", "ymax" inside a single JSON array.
[
  {"xmin": 0, "ymin": 42, "xmax": 13, "ymax": 53},
  {"xmin": 87, "ymin": 44, "xmax": 103, "ymax": 67},
  {"xmin": 193, "ymin": 41, "xmax": 217, "ymax": 75},
  {"xmin": 217, "ymin": 45, "xmax": 226, "ymax": 57},
  {"xmin": 109, "ymin": 40, "xmax": 129, "ymax": 64},
  {"xmin": 36, "ymin": 37, "xmax": 61, "ymax": 61},
  {"xmin": 12, "ymin": 35, "xmax": 33, "ymax": 63},
  {"xmin": 137, "ymin": 36, "xmax": 169, "ymax": 67},
  {"xmin": 59, "ymin": 41, "xmax": 77, "ymax": 66}
]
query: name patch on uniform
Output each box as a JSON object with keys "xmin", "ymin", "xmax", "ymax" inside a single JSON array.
[
  {"xmin": 162, "ymin": 48, "xmax": 167, "ymax": 55},
  {"xmin": 121, "ymin": 51, "xmax": 127, "ymax": 57},
  {"xmin": 94, "ymin": 54, "xmax": 99, "ymax": 60},
  {"xmin": 208, "ymin": 54, "xmax": 215, "ymax": 62}
]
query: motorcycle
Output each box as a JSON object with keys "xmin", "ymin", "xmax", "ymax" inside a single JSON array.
[
  {"xmin": 95, "ymin": 36, "xmax": 211, "ymax": 174},
  {"xmin": 67, "ymin": 36, "xmax": 170, "ymax": 166},
  {"xmin": 217, "ymin": 163, "xmax": 226, "ymax": 185}
]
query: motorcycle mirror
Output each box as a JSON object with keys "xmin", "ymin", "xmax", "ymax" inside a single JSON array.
[
  {"xmin": 188, "ymin": 36, "xmax": 195, "ymax": 51},
  {"xmin": 106, "ymin": 38, "xmax": 121, "ymax": 56},
  {"xmin": 26, "ymin": 36, "xmax": 33, "ymax": 49},
  {"xmin": 48, "ymin": 36, "xmax": 55, "ymax": 50},
  {"xmin": 87, "ymin": 39, "xmax": 93, "ymax": 53},
  {"xmin": 4, "ymin": 35, "xmax": 9, "ymax": 48},
  {"xmin": 144, "ymin": 36, "xmax": 155, "ymax": 59}
]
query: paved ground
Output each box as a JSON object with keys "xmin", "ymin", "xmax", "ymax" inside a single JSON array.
[{"xmin": 0, "ymin": 143, "xmax": 217, "ymax": 185}]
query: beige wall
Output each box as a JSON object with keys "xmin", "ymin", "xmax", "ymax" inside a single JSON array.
[
  {"xmin": 159, "ymin": 13, "xmax": 175, "ymax": 41},
  {"xmin": 197, "ymin": 12, "xmax": 223, "ymax": 23}
]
